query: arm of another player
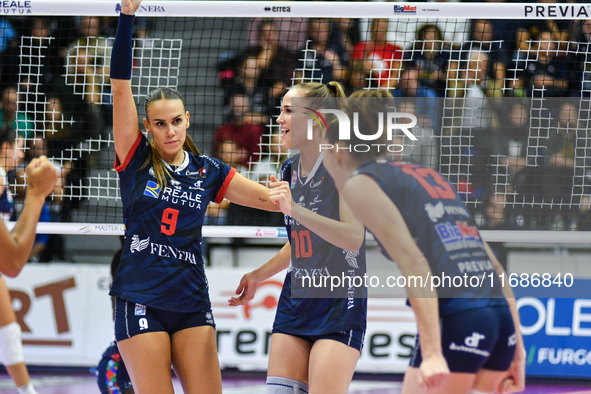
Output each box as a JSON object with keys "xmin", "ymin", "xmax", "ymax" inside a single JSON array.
[
  {"xmin": 111, "ymin": 0, "xmax": 142, "ymax": 164},
  {"xmin": 223, "ymin": 172, "xmax": 280, "ymax": 212},
  {"xmin": 342, "ymin": 174, "xmax": 449, "ymax": 389},
  {"xmin": 269, "ymin": 175, "xmax": 364, "ymax": 251},
  {"xmin": 229, "ymin": 241, "xmax": 291, "ymax": 306},
  {"xmin": 484, "ymin": 241, "xmax": 526, "ymax": 394},
  {"xmin": 0, "ymin": 157, "xmax": 58, "ymax": 277}
]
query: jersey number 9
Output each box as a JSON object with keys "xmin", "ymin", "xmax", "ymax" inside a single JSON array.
[{"xmin": 161, "ymin": 208, "xmax": 179, "ymax": 235}]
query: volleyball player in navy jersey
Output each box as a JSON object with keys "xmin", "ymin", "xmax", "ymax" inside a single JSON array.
[
  {"xmin": 321, "ymin": 89, "xmax": 525, "ymax": 394},
  {"xmin": 229, "ymin": 82, "xmax": 367, "ymax": 394},
  {"xmin": 110, "ymin": 1, "xmax": 281, "ymax": 393}
]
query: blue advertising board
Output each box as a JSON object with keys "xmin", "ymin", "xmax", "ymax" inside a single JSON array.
[{"xmin": 518, "ymin": 296, "xmax": 591, "ymax": 378}]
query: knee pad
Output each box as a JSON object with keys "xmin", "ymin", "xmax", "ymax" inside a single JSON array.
[
  {"xmin": 0, "ymin": 322, "xmax": 24, "ymax": 366},
  {"xmin": 267, "ymin": 376, "xmax": 309, "ymax": 394}
]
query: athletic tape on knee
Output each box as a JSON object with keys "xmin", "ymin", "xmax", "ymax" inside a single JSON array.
[
  {"xmin": 266, "ymin": 376, "xmax": 309, "ymax": 394},
  {"xmin": 0, "ymin": 322, "xmax": 24, "ymax": 366}
]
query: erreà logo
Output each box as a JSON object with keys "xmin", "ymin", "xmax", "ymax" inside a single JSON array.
[{"xmin": 524, "ymin": 4, "xmax": 589, "ymax": 18}]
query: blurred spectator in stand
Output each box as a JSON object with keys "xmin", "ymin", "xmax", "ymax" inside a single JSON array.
[
  {"xmin": 12, "ymin": 137, "xmax": 70, "ymax": 262},
  {"xmin": 573, "ymin": 19, "xmax": 591, "ymax": 96},
  {"xmin": 65, "ymin": 16, "xmax": 112, "ymax": 107},
  {"xmin": 294, "ymin": 18, "xmax": 346, "ymax": 84},
  {"xmin": 213, "ymin": 93, "xmax": 266, "ymax": 170},
  {"xmin": 345, "ymin": 60, "xmax": 370, "ymax": 92},
  {"xmin": 0, "ymin": 126, "xmax": 23, "ymax": 220},
  {"xmin": 447, "ymin": 50, "xmax": 507, "ymax": 221},
  {"xmin": 331, "ymin": 18, "xmax": 359, "ymax": 66},
  {"xmin": 248, "ymin": 19, "xmax": 295, "ymax": 93},
  {"xmin": 523, "ymin": 29, "xmax": 572, "ymax": 97},
  {"xmin": 42, "ymin": 96, "xmax": 89, "ymax": 216},
  {"xmin": 404, "ymin": 24, "xmax": 450, "ymax": 97},
  {"xmin": 508, "ymin": 26, "xmax": 535, "ymax": 98},
  {"xmin": 221, "ymin": 20, "xmax": 294, "ymax": 118},
  {"xmin": 503, "ymin": 100, "xmax": 530, "ymax": 184},
  {"xmin": 392, "ymin": 67, "xmax": 441, "ymax": 134},
  {"xmin": 0, "ymin": 17, "xmax": 19, "ymax": 88},
  {"xmin": 449, "ymin": 19, "xmax": 507, "ymax": 99},
  {"xmin": 0, "ymin": 86, "xmax": 35, "ymax": 138},
  {"xmin": 352, "ymin": 18, "xmax": 403, "ymax": 89},
  {"xmin": 204, "ymin": 138, "xmax": 249, "ymax": 228},
  {"xmin": 542, "ymin": 101, "xmax": 579, "ymax": 229},
  {"xmin": 223, "ymin": 56, "xmax": 275, "ymax": 120},
  {"xmin": 247, "ymin": 17, "xmax": 308, "ymax": 52},
  {"xmin": 390, "ymin": 100, "xmax": 438, "ymax": 169}
]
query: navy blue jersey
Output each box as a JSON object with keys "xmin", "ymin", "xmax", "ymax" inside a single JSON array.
[
  {"xmin": 0, "ymin": 168, "xmax": 13, "ymax": 221},
  {"xmin": 273, "ymin": 153, "xmax": 367, "ymax": 336},
  {"xmin": 110, "ymin": 133, "xmax": 236, "ymax": 313},
  {"xmin": 354, "ymin": 160, "xmax": 506, "ymax": 317}
]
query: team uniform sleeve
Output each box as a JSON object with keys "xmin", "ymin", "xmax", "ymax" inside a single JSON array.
[
  {"xmin": 114, "ymin": 132, "xmax": 147, "ymax": 173},
  {"xmin": 204, "ymin": 156, "xmax": 237, "ymax": 204}
]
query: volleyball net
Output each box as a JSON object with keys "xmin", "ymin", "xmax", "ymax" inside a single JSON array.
[{"xmin": 2, "ymin": 1, "xmax": 591, "ymax": 243}]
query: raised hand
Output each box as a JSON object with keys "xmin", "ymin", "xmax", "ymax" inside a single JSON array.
[
  {"xmin": 121, "ymin": 0, "xmax": 142, "ymax": 15},
  {"xmin": 25, "ymin": 156, "xmax": 59, "ymax": 200}
]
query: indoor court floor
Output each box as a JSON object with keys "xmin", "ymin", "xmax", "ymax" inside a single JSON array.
[{"xmin": 0, "ymin": 372, "xmax": 589, "ymax": 393}]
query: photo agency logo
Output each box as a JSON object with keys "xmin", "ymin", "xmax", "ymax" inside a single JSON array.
[{"xmin": 304, "ymin": 104, "xmax": 418, "ymax": 153}]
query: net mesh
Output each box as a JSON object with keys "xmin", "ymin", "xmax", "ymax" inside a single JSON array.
[{"xmin": 1, "ymin": 8, "xmax": 591, "ymax": 237}]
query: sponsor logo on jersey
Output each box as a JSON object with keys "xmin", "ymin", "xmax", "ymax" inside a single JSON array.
[
  {"xmin": 144, "ymin": 181, "xmax": 161, "ymax": 199},
  {"xmin": 203, "ymin": 155, "xmax": 220, "ymax": 169},
  {"xmin": 292, "ymin": 266, "xmax": 331, "ymax": 279},
  {"xmin": 161, "ymin": 187, "xmax": 202, "ymax": 210},
  {"xmin": 309, "ymin": 195, "xmax": 323, "ymax": 206},
  {"xmin": 150, "ymin": 242, "xmax": 197, "ymax": 265},
  {"xmin": 134, "ymin": 303, "xmax": 146, "ymax": 316},
  {"xmin": 129, "ymin": 234, "xmax": 197, "ymax": 265},
  {"xmin": 170, "ymin": 178, "xmax": 181, "ymax": 189},
  {"xmin": 186, "ymin": 166, "xmax": 207, "ymax": 179},
  {"xmin": 189, "ymin": 180, "xmax": 205, "ymax": 191},
  {"xmin": 435, "ymin": 221, "xmax": 482, "ymax": 251},
  {"xmin": 425, "ymin": 202, "xmax": 445, "ymax": 222},
  {"xmin": 130, "ymin": 234, "xmax": 150, "ymax": 253},
  {"xmin": 457, "ymin": 260, "xmax": 493, "ymax": 273},
  {"xmin": 343, "ymin": 250, "xmax": 360, "ymax": 269},
  {"xmin": 425, "ymin": 202, "xmax": 471, "ymax": 223},
  {"xmin": 149, "ymin": 167, "xmax": 156, "ymax": 178},
  {"xmin": 309, "ymin": 177, "xmax": 324, "ymax": 189}
]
